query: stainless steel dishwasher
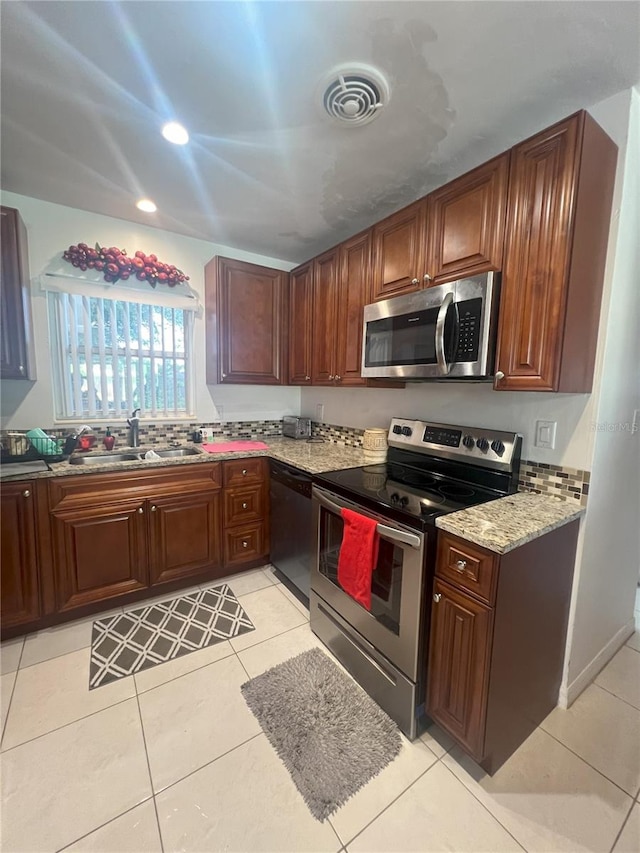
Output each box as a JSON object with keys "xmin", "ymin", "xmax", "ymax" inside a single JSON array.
[{"xmin": 269, "ymin": 460, "xmax": 313, "ymax": 606}]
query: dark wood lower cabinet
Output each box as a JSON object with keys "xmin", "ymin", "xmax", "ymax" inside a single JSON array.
[
  {"xmin": 427, "ymin": 523, "xmax": 580, "ymax": 773},
  {"xmin": 427, "ymin": 579, "xmax": 493, "ymax": 758},
  {"xmin": 148, "ymin": 492, "xmax": 222, "ymax": 586},
  {"xmin": 50, "ymin": 501, "xmax": 149, "ymax": 611},
  {"xmin": 0, "ymin": 481, "xmax": 40, "ymax": 628}
]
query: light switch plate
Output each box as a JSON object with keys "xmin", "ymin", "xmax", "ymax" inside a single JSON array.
[{"xmin": 535, "ymin": 420, "xmax": 557, "ymax": 449}]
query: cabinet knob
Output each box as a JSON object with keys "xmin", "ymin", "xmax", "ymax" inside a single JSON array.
[
  {"xmin": 221, "ymin": 372, "xmax": 227, "ymax": 379},
  {"xmin": 242, "ymin": 540, "xmax": 249, "ymax": 548},
  {"xmin": 18, "ymin": 365, "xmax": 25, "ymax": 374},
  {"xmin": 495, "ymin": 371, "xmax": 505, "ymax": 381},
  {"xmin": 328, "ymin": 374, "xmax": 334, "ymax": 380},
  {"xmin": 138, "ymin": 507, "xmax": 144, "ymax": 514},
  {"xmin": 335, "ymin": 375, "xmax": 341, "ymax": 382},
  {"xmin": 455, "ymin": 560, "xmax": 467, "ymax": 573},
  {"xmin": 433, "ymin": 593, "xmax": 442, "ymax": 603},
  {"xmin": 411, "ymin": 278, "xmax": 419, "ymax": 285},
  {"xmin": 242, "ymin": 469, "xmax": 247, "ymax": 476},
  {"xmin": 242, "ymin": 502, "xmax": 248, "ymax": 509},
  {"xmin": 305, "ymin": 375, "xmax": 310, "ymax": 381},
  {"xmin": 151, "ymin": 505, "xmax": 157, "ymax": 512},
  {"xmin": 423, "ymin": 273, "xmax": 432, "ymax": 283},
  {"xmin": 22, "ymin": 489, "xmax": 30, "ymax": 498}
]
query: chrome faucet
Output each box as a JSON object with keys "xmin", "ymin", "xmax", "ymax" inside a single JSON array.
[{"xmin": 127, "ymin": 408, "xmax": 141, "ymax": 447}]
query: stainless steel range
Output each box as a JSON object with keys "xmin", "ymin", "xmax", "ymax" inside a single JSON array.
[{"xmin": 310, "ymin": 418, "xmax": 522, "ymax": 739}]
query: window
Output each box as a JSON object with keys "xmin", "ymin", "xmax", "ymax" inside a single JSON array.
[{"xmin": 48, "ymin": 291, "xmax": 194, "ymax": 420}]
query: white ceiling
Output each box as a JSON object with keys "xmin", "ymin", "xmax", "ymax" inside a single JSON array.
[{"xmin": 2, "ymin": 1, "xmax": 639, "ymax": 263}]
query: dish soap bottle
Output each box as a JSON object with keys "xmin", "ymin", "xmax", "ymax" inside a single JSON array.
[{"xmin": 103, "ymin": 427, "xmax": 115, "ymax": 451}]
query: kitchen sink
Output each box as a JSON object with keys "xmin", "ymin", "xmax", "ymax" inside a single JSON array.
[
  {"xmin": 154, "ymin": 448, "xmax": 202, "ymax": 458},
  {"xmin": 69, "ymin": 453, "xmax": 142, "ymax": 465}
]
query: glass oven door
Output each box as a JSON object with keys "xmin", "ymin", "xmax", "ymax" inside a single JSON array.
[{"xmin": 311, "ymin": 486, "xmax": 427, "ymax": 681}]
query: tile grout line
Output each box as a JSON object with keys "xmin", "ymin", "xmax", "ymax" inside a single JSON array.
[
  {"xmin": 592, "ymin": 680, "xmax": 640, "ymax": 713},
  {"xmin": 539, "ymin": 723, "xmax": 640, "ymax": 798},
  {"xmin": 0, "ymin": 637, "xmax": 25, "ymax": 748},
  {"xmin": 608, "ymin": 797, "xmax": 638, "ymax": 853},
  {"xmin": 133, "ymin": 683, "xmax": 165, "ymax": 853},
  {"xmin": 54, "ymin": 798, "xmax": 156, "ymax": 852},
  {"xmin": 0, "ymin": 695, "xmax": 135, "ymax": 755}
]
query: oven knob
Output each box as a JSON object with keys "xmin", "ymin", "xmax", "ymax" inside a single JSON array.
[
  {"xmin": 462, "ymin": 435, "xmax": 475, "ymax": 449},
  {"xmin": 399, "ymin": 496, "xmax": 409, "ymax": 508},
  {"xmin": 476, "ymin": 437, "xmax": 490, "ymax": 452},
  {"xmin": 401, "ymin": 426, "xmax": 413, "ymax": 437},
  {"xmin": 390, "ymin": 492, "xmax": 400, "ymax": 503},
  {"xmin": 491, "ymin": 439, "xmax": 505, "ymax": 456},
  {"xmin": 392, "ymin": 425, "xmax": 403, "ymax": 435}
]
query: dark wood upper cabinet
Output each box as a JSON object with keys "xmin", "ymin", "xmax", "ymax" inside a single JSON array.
[
  {"xmin": 371, "ymin": 200, "xmax": 427, "ymax": 301},
  {"xmin": 1, "ymin": 480, "xmax": 40, "ymax": 628},
  {"xmin": 495, "ymin": 112, "xmax": 617, "ymax": 392},
  {"xmin": 1, "ymin": 206, "xmax": 36, "ymax": 380},
  {"xmin": 205, "ymin": 256, "xmax": 288, "ymax": 385},
  {"xmin": 427, "ymin": 153, "xmax": 510, "ymax": 284},
  {"xmin": 335, "ymin": 231, "xmax": 372, "ymax": 386},
  {"xmin": 288, "ymin": 262, "xmax": 313, "ymax": 384},
  {"xmin": 311, "ymin": 248, "xmax": 340, "ymax": 384}
]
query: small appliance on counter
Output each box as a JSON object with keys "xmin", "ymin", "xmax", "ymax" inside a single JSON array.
[{"xmin": 282, "ymin": 416, "xmax": 312, "ymax": 440}]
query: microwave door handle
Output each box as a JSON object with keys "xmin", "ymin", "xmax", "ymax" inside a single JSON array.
[
  {"xmin": 435, "ymin": 292, "xmax": 454, "ymax": 375},
  {"xmin": 314, "ymin": 488, "xmax": 422, "ymax": 550}
]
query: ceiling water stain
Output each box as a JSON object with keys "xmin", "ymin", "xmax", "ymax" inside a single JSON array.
[{"xmin": 320, "ymin": 17, "xmax": 455, "ymax": 237}]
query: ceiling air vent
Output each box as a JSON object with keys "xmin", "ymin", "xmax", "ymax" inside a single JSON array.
[{"xmin": 319, "ymin": 64, "xmax": 390, "ymax": 127}]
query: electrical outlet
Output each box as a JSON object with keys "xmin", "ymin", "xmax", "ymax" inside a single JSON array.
[
  {"xmin": 315, "ymin": 403, "xmax": 324, "ymax": 423},
  {"xmin": 535, "ymin": 420, "xmax": 557, "ymax": 449},
  {"xmin": 632, "ymin": 409, "xmax": 639, "ymax": 435}
]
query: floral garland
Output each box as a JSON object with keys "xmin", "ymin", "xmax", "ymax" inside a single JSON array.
[{"xmin": 62, "ymin": 243, "xmax": 189, "ymax": 287}]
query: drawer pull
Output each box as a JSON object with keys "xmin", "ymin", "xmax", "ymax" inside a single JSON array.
[
  {"xmin": 151, "ymin": 505, "xmax": 157, "ymax": 512},
  {"xmin": 242, "ymin": 469, "xmax": 248, "ymax": 476},
  {"xmin": 433, "ymin": 593, "xmax": 441, "ymax": 603},
  {"xmin": 242, "ymin": 540, "xmax": 249, "ymax": 548},
  {"xmin": 455, "ymin": 559, "xmax": 467, "ymax": 572},
  {"xmin": 242, "ymin": 502, "xmax": 248, "ymax": 509},
  {"xmin": 138, "ymin": 507, "xmax": 144, "ymax": 514},
  {"xmin": 23, "ymin": 489, "xmax": 30, "ymax": 498}
]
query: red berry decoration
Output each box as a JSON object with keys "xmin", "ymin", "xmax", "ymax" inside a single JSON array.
[{"xmin": 62, "ymin": 242, "xmax": 188, "ymax": 290}]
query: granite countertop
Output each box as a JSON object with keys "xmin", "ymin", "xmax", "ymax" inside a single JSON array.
[
  {"xmin": 0, "ymin": 436, "xmax": 369, "ymax": 481},
  {"xmin": 435, "ymin": 491, "xmax": 585, "ymax": 555}
]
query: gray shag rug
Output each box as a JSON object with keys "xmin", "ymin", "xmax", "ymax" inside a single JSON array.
[{"xmin": 241, "ymin": 647, "xmax": 402, "ymax": 821}]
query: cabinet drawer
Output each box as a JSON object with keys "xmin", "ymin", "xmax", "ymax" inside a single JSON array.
[
  {"xmin": 224, "ymin": 484, "xmax": 265, "ymax": 527},
  {"xmin": 436, "ymin": 533, "xmax": 498, "ymax": 605},
  {"xmin": 223, "ymin": 457, "xmax": 265, "ymax": 487},
  {"xmin": 224, "ymin": 522, "xmax": 266, "ymax": 566}
]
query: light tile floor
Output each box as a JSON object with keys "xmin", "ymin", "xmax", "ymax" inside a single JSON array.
[{"xmin": 1, "ymin": 570, "xmax": 639, "ymax": 853}]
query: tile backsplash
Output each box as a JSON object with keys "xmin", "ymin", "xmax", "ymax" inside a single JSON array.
[{"xmin": 517, "ymin": 459, "xmax": 589, "ymax": 506}]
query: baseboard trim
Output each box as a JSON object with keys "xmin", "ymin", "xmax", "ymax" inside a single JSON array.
[{"xmin": 559, "ymin": 617, "xmax": 636, "ymax": 708}]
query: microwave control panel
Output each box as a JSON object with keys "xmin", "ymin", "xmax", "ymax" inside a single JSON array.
[{"xmin": 453, "ymin": 298, "xmax": 482, "ymax": 362}]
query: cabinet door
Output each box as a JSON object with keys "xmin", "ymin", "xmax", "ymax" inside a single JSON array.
[
  {"xmin": 211, "ymin": 256, "xmax": 287, "ymax": 385},
  {"xmin": 51, "ymin": 501, "xmax": 149, "ymax": 611},
  {"xmin": 148, "ymin": 491, "xmax": 222, "ymax": 586},
  {"xmin": 495, "ymin": 117, "xmax": 580, "ymax": 390},
  {"xmin": 427, "ymin": 154, "xmax": 509, "ymax": 284},
  {"xmin": 427, "ymin": 579, "xmax": 493, "ymax": 760},
  {"xmin": 1, "ymin": 207, "xmax": 35, "ymax": 380},
  {"xmin": 288, "ymin": 262, "xmax": 313, "ymax": 384},
  {"xmin": 371, "ymin": 201, "xmax": 426, "ymax": 301},
  {"xmin": 0, "ymin": 482, "xmax": 40, "ymax": 628},
  {"xmin": 311, "ymin": 248, "xmax": 339, "ymax": 384},
  {"xmin": 335, "ymin": 231, "xmax": 371, "ymax": 386}
]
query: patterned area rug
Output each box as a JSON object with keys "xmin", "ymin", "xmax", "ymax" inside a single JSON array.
[
  {"xmin": 90, "ymin": 583, "xmax": 254, "ymax": 689},
  {"xmin": 241, "ymin": 647, "xmax": 402, "ymax": 821}
]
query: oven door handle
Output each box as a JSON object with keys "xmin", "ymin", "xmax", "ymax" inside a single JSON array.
[
  {"xmin": 435, "ymin": 291, "xmax": 454, "ymax": 375},
  {"xmin": 313, "ymin": 488, "xmax": 423, "ymax": 550}
]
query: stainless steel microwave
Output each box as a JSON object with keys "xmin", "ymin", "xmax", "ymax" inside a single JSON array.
[{"xmin": 361, "ymin": 272, "xmax": 500, "ymax": 380}]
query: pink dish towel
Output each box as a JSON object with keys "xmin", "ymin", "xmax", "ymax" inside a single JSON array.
[{"xmin": 201, "ymin": 440, "xmax": 269, "ymax": 453}]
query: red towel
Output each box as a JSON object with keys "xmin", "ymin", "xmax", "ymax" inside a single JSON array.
[{"xmin": 337, "ymin": 508, "xmax": 379, "ymax": 610}]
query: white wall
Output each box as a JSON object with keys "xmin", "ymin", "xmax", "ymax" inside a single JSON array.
[
  {"xmin": 561, "ymin": 88, "xmax": 640, "ymax": 702},
  {"xmin": 0, "ymin": 191, "xmax": 301, "ymax": 428}
]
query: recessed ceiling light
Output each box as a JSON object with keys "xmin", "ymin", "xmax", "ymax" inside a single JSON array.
[
  {"xmin": 161, "ymin": 121, "xmax": 189, "ymax": 145},
  {"xmin": 136, "ymin": 198, "xmax": 157, "ymax": 213}
]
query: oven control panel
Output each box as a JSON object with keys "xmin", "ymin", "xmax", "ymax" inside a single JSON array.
[{"xmin": 388, "ymin": 418, "xmax": 521, "ymax": 472}]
